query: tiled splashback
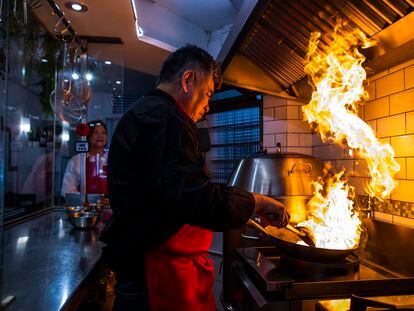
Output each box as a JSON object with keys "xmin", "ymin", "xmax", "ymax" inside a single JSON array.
[
  {"xmin": 262, "ymin": 57, "xmax": 414, "ymax": 228},
  {"xmin": 263, "ymin": 96, "xmax": 312, "ymax": 155}
]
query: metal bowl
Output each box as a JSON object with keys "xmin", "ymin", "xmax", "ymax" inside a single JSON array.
[
  {"xmin": 65, "ymin": 205, "xmax": 87, "ymax": 214},
  {"xmin": 68, "ymin": 211, "xmax": 100, "ymax": 229},
  {"xmin": 88, "ymin": 203, "xmax": 104, "ymax": 213}
]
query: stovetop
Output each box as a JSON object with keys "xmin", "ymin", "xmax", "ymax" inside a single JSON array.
[{"xmin": 235, "ymin": 247, "xmax": 414, "ymax": 300}]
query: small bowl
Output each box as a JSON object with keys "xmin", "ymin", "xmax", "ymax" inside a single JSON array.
[
  {"xmin": 88, "ymin": 203, "xmax": 104, "ymax": 213},
  {"xmin": 65, "ymin": 205, "xmax": 87, "ymax": 214},
  {"xmin": 68, "ymin": 211, "xmax": 100, "ymax": 229}
]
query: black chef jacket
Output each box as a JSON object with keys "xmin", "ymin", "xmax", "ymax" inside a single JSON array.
[{"xmin": 100, "ymin": 89, "xmax": 255, "ymax": 285}]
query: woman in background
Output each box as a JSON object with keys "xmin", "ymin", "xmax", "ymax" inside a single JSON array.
[{"xmin": 61, "ymin": 120, "xmax": 108, "ymax": 196}]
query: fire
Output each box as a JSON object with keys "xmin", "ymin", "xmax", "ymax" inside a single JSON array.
[
  {"xmin": 297, "ymin": 168, "xmax": 362, "ymax": 249},
  {"xmin": 302, "ymin": 25, "xmax": 399, "ymax": 200},
  {"xmin": 297, "ymin": 24, "xmax": 400, "ymax": 249}
]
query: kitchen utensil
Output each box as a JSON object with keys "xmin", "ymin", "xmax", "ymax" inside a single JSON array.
[
  {"xmin": 50, "ymin": 40, "xmax": 85, "ymax": 123},
  {"xmin": 285, "ymin": 224, "xmax": 316, "ymax": 247},
  {"xmin": 68, "ymin": 211, "xmax": 100, "ymax": 229},
  {"xmin": 247, "ymin": 219, "xmax": 356, "ymax": 263},
  {"xmin": 23, "ymin": 0, "xmax": 27, "ymax": 24},
  {"xmin": 54, "ymin": 15, "xmax": 70, "ymax": 36},
  {"xmin": 248, "ymin": 219, "xmax": 316, "ymax": 248},
  {"xmin": 50, "ymin": 89, "xmax": 83, "ymax": 123},
  {"xmin": 64, "ymin": 205, "xmax": 86, "ymax": 214},
  {"xmin": 72, "ymin": 78, "xmax": 92, "ymax": 105},
  {"xmin": 72, "ymin": 52, "xmax": 93, "ymax": 106},
  {"xmin": 0, "ymin": 0, "xmax": 3, "ymax": 22}
]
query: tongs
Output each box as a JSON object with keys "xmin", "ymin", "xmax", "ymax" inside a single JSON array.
[{"xmin": 247, "ymin": 219, "xmax": 316, "ymax": 247}]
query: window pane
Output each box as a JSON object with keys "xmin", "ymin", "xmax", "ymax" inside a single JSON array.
[{"xmin": 206, "ymin": 106, "xmax": 262, "ymax": 184}]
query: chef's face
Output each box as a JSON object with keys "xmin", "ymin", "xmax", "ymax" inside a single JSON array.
[
  {"xmin": 88, "ymin": 124, "xmax": 107, "ymax": 149},
  {"xmin": 181, "ymin": 71, "xmax": 214, "ymax": 122}
]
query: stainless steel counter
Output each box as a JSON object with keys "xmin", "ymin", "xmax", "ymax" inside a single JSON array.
[{"xmin": 1, "ymin": 210, "xmax": 105, "ymax": 310}]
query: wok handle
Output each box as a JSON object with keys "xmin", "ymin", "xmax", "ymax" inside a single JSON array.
[
  {"xmin": 286, "ymin": 224, "xmax": 306, "ymax": 237},
  {"xmin": 246, "ymin": 219, "xmax": 269, "ymax": 236},
  {"xmin": 248, "ymin": 219, "xmax": 305, "ymax": 238}
]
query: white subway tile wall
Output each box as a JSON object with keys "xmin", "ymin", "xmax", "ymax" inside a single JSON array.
[
  {"xmin": 263, "ymin": 96, "xmax": 286, "ymax": 108},
  {"xmin": 274, "ymin": 106, "xmax": 287, "ymax": 120},
  {"xmin": 376, "ymin": 114, "xmax": 405, "ymax": 138},
  {"xmin": 407, "ymin": 158, "xmax": 414, "ymax": 179},
  {"xmin": 407, "ymin": 111, "xmax": 414, "ymax": 134},
  {"xmin": 263, "ymin": 95, "xmax": 311, "ymax": 155},
  {"xmin": 390, "ymin": 87, "xmax": 414, "ymax": 115},
  {"xmin": 263, "ymin": 134, "xmax": 275, "ymax": 148},
  {"xmin": 299, "ymin": 133, "xmax": 313, "ymax": 146},
  {"xmin": 357, "ymin": 59, "xmax": 414, "ymax": 222},
  {"xmin": 405, "ymin": 65, "xmax": 414, "ymax": 89},
  {"xmin": 395, "ymin": 158, "xmax": 407, "ymax": 179},
  {"xmin": 365, "ymin": 97, "xmax": 389, "ymax": 120},
  {"xmin": 263, "ymin": 120, "xmax": 287, "ymax": 134},
  {"xmin": 376, "ymin": 70, "xmax": 404, "ymax": 98},
  {"xmin": 263, "ymin": 107, "xmax": 274, "ymax": 121},
  {"xmin": 287, "ymin": 147, "xmax": 312, "ymax": 154},
  {"xmin": 287, "ymin": 133, "xmax": 300, "ymax": 146},
  {"xmin": 287, "ymin": 106, "xmax": 299, "ymax": 119}
]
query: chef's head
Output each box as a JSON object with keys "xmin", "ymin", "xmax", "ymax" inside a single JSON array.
[
  {"xmin": 87, "ymin": 120, "xmax": 107, "ymax": 149},
  {"xmin": 157, "ymin": 44, "xmax": 222, "ymax": 122}
]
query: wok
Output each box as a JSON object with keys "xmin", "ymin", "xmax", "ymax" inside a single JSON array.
[{"xmin": 248, "ymin": 219, "xmax": 357, "ymax": 263}]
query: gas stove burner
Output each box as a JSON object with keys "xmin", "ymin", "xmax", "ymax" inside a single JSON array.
[{"xmin": 281, "ymin": 252, "xmax": 360, "ymax": 280}]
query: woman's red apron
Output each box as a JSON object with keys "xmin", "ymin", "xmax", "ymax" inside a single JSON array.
[
  {"xmin": 145, "ymin": 224, "xmax": 215, "ymax": 311},
  {"xmin": 85, "ymin": 154, "xmax": 108, "ymax": 195}
]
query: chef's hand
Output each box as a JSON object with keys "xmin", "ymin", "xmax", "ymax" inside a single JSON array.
[{"xmin": 252, "ymin": 193, "xmax": 290, "ymax": 228}]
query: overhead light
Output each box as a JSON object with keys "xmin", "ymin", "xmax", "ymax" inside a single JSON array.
[
  {"xmin": 41, "ymin": 58, "xmax": 48, "ymax": 63},
  {"xmin": 64, "ymin": 1, "xmax": 88, "ymax": 12},
  {"xmin": 62, "ymin": 130, "xmax": 70, "ymax": 142},
  {"xmin": 85, "ymin": 73, "xmax": 93, "ymax": 81},
  {"xmin": 104, "ymin": 61, "xmax": 112, "ymax": 65},
  {"xmin": 72, "ymin": 72, "xmax": 80, "ymax": 80},
  {"xmin": 20, "ymin": 117, "xmax": 30, "ymax": 133},
  {"xmin": 115, "ymin": 80, "xmax": 121, "ymax": 84},
  {"xmin": 71, "ymin": 3, "xmax": 82, "ymax": 10}
]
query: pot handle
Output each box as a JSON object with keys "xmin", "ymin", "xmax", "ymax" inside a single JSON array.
[
  {"xmin": 241, "ymin": 219, "xmax": 264, "ymax": 240},
  {"xmin": 288, "ymin": 162, "xmax": 313, "ymax": 176}
]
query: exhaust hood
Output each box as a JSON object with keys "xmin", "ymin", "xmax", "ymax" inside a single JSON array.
[{"xmin": 219, "ymin": 0, "xmax": 414, "ymax": 99}]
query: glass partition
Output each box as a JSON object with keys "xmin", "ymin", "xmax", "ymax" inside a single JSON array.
[
  {"xmin": 1, "ymin": 7, "xmax": 59, "ymax": 222},
  {"xmin": 0, "ymin": 0, "xmax": 157, "ymax": 307}
]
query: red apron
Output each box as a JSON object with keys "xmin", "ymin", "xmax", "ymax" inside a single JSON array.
[
  {"xmin": 86, "ymin": 155, "xmax": 108, "ymax": 195},
  {"xmin": 145, "ymin": 224, "xmax": 215, "ymax": 311}
]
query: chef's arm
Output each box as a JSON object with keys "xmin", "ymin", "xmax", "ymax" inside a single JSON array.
[{"xmin": 251, "ymin": 193, "xmax": 290, "ymax": 228}]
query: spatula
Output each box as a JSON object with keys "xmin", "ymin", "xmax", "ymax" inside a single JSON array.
[
  {"xmin": 286, "ymin": 224, "xmax": 316, "ymax": 247},
  {"xmin": 247, "ymin": 219, "xmax": 316, "ymax": 247}
]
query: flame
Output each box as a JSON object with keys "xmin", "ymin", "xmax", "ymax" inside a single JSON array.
[
  {"xmin": 297, "ymin": 168, "xmax": 362, "ymax": 249},
  {"xmin": 302, "ymin": 25, "xmax": 400, "ymax": 200}
]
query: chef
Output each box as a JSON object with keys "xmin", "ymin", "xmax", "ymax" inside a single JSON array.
[
  {"xmin": 100, "ymin": 45, "xmax": 290, "ymax": 311},
  {"xmin": 61, "ymin": 120, "xmax": 108, "ymax": 196}
]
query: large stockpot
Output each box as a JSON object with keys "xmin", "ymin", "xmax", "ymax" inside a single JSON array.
[{"xmin": 227, "ymin": 151, "xmax": 324, "ymax": 224}]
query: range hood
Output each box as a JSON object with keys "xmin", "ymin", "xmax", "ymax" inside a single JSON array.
[{"xmin": 218, "ymin": 0, "xmax": 414, "ymax": 100}]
